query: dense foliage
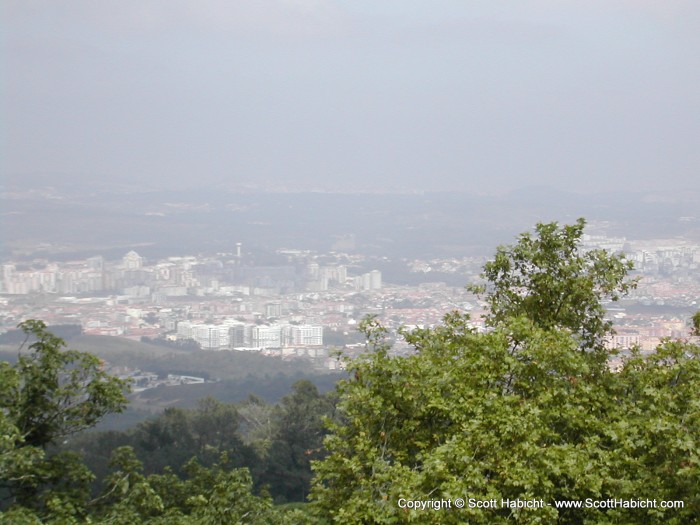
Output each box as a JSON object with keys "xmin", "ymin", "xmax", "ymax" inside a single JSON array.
[
  {"xmin": 311, "ymin": 219, "xmax": 700, "ymax": 524},
  {"xmin": 67, "ymin": 383, "xmax": 333, "ymax": 505},
  {"xmin": 1, "ymin": 320, "xmax": 128, "ymax": 518},
  {"xmin": 1, "ymin": 322, "xmax": 331, "ymax": 523}
]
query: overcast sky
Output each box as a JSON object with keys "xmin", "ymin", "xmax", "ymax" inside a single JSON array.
[{"xmin": 3, "ymin": 1, "xmax": 699, "ymax": 194}]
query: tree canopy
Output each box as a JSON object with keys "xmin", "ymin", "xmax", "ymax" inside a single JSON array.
[
  {"xmin": 469, "ymin": 217, "xmax": 635, "ymax": 352},
  {"xmin": 1, "ymin": 320, "xmax": 129, "ymax": 516},
  {"xmin": 311, "ymin": 219, "xmax": 699, "ymax": 524},
  {"xmin": 1, "ymin": 321, "xmax": 330, "ymax": 523}
]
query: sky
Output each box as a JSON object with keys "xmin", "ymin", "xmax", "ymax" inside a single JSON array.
[{"xmin": 3, "ymin": 1, "xmax": 700, "ymax": 194}]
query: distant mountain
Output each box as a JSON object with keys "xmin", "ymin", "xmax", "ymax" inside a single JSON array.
[{"xmin": 2, "ymin": 187, "xmax": 699, "ymax": 261}]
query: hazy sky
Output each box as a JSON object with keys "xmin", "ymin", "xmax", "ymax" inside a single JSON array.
[{"xmin": 4, "ymin": 1, "xmax": 700, "ymax": 193}]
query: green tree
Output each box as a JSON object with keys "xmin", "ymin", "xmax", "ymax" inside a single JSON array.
[
  {"xmin": 94, "ymin": 446, "xmax": 169, "ymax": 524},
  {"xmin": 1, "ymin": 322, "xmax": 327, "ymax": 524},
  {"xmin": 191, "ymin": 397, "xmax": 249, "ymax": 463},
  {"xmin": 609, "ymin": 339, "xmax": 700, "ymax": 519},
  {"xmin": 260, "ymin": 380, "xmax": 335, "ymax": 502},
  {"xmin": 470, "ymin": 218, "xmax": 635, "ymax": 352},
  {"xmin": 312, "ymin": 219, "xmax": 698, "ymax": 524},
  {"xmin": 0, "ymin": 365, "xmax": 44, "ymax": 487},
  {"xmin": 127, "ymin": 398, "xmax": 255, "ymax": 479},
  {"xmin": 0, "ymin": 320, "xmax": 129, "ymax": 517},
  {"xmin": 238, "ymin": 395, "xmax": 275, "ymax": 451},
  {"xmin": 691, "ymin": 311, "xmax": 700, "ymax": 337},
  {"xmin": 95, "ymin": 446, "xmax": 316, "ymax": 524}
]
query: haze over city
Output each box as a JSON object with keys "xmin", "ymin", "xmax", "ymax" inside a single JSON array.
[{"xmin": 4, "ymin": 0, "xmax": 700, "ymax": 195}]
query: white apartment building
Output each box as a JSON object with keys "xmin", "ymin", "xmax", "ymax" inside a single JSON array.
[
  {"xmin": 289, "ymin": 324, "xmax": 323, "ymax": 346},
  {"xmin": 178, "ymin": 320, "xmax": 322, "ymax": 350},
  {"xmin": 176, "ymin": 321, "xmax": 230, "ymax": 349},
  {"xmin": 251, "ymin": 325, "xmax": 282, "ymax": 349},
  {"xmin": 354, "ymin": 270, "xmax": 382, "ymax": 291},
  {"xmin": 122, "ymin": 251, "xmax": 144, "ymax": 270}
]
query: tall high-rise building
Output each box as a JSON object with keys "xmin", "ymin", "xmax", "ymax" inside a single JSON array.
[
  {"xmin": 369, "ymin": 270, "xmax": 382, "ymax": 290},
  {"xmin": 122, "ymin": 251, "xmax": 143, "ymax": 270},
  {"xmin": 86, "ymin": 256, "xmax": 104, "ymax": 271},
  {"xmin": 1, "ymin": 265, "xmax": 15, "ymax": 293},
  {"xmin": 354, "ymin": 270, "xmax": 382, "ymax": 291}
]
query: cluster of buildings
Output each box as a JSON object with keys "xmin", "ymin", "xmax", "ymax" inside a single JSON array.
[
  {"xmin": 175, "ymin": 319, "xmax": 323, "ymax": 351},
  {"xmin": 0, "ymin": 247, "xmax": 388, "ymax": 370},
  {"xmin": 583, "ymin": 234, "xmax": 700, "ymax": 279},
  {"xmin": 1, "ymin": 226, "xmax": 699, "ymax": 367},
  {"xmin": 0, "ymin": 249, "xmax": 382, "ymax": 298},
  {"xmin": 2, "ymin": 256, "xmax": 108, "ymax": 295}
]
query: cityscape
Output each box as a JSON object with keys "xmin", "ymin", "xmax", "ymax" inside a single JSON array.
[{"xmin": 2, "ymin": 221, "xmax": 699, "ymax": 376}]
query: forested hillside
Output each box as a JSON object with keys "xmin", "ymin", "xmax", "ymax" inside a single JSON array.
[
  {"xmin": 1, "ymin": 332, "xmax": 326, "ymax": 382},
  {"xmin": 2, "ymin": 220, "xmax": 699, "ymax": 524}
]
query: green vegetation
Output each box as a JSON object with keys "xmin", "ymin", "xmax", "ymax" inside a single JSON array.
[
  {"xmin": 469, "ymin": 217, "xmax": 636, "ymax": 351},
  {"xmin": 64, "ymin": 383, "xmax": 333, "ymax": 505},
  {"xmin": 311, "ymin": 219, "xmax": 700, "ymax": 523},
  {"xmin": 1, "ymin": 323, "xmax": 331, "ymax": 523},
  {"xmin": 2, "ymin": 333, "xmax": 324, "ymax": 384},
  {"xmin": 67, "ymin": 334, "xmax": 320, "ymax": 381},
  {"xmin": 0, "ymin": 320, "xmax": 128, "ymax": 520},
  {"xmin": 130, "ymin": 374, "xmax": 341, "ymax": 410},
  {"xmin": 2, "ymin": 218, "xmax": 699, "ymax": 523}
]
